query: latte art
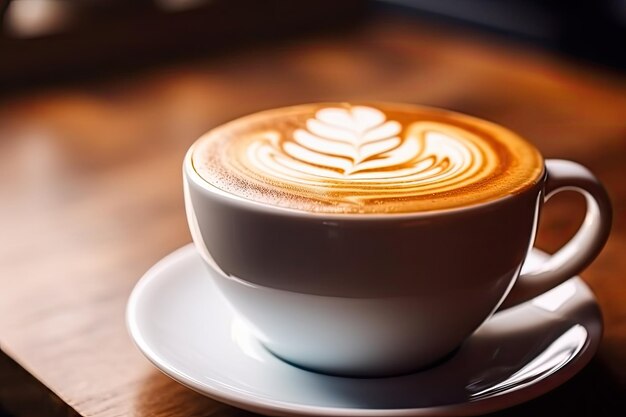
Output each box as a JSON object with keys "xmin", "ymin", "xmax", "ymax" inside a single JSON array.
[
  {"xmin": 282, "ymin": 106, "xmax": 405, "ymax": 176},
  {"xmin": 245, "ymin": 106, "xmax": 494, "ymax": 198},
  {"xmin": 192, "ymin": 103, "xmax": 543, "ymax": 213}
]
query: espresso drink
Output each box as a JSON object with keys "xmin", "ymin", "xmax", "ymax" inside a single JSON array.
[{"xmin": 192, "ymin": 103, "xmax": 543, "ymax": 214}]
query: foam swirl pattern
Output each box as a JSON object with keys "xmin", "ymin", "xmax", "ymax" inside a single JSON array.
[{"xmin": 192, "ymin": 103, "xmax": 543, "ymax": 214}]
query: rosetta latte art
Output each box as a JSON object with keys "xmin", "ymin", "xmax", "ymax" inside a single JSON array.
[
  {"xmin": 243, "ymin": 105, "xmax": 496, "ymax": 200},
  {"xmin": 192, "ymin": 103, "xmax": 543, "ymax": 213}
]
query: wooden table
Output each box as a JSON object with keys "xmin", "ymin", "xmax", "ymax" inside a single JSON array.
[{"xmin": 1, "ymin": 14, "xmax": 625, "ymax": 417}]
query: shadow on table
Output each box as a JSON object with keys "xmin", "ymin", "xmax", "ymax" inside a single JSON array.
[
  {"xmin": 485, "ymin": 357, "xmax": 625, "ymax": 417},
  {"xmin": 1, "ymin": 346, "xmax": 622, "ymax": 417},
  {"xmin": 0, "ymin": 349, "xmax": 80, "ymax": 417},
  {"xmin": 135, "ymin": 357, "xmax": 624, "ymax": 417}
]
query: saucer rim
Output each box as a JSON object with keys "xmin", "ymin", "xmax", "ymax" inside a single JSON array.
[{"xmin": 126, "ymin": 244, "xmax": 602, "ymax": 417}]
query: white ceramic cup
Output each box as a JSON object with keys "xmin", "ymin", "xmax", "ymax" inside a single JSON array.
[{"xmin": 184, "ymin": 145, "xmax": 611, "ymax": 376}]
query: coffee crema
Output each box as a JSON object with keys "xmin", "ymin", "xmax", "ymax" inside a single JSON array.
[{"xmin": 192, "ymin": 103, "xmax": 543, "ymax": 214}]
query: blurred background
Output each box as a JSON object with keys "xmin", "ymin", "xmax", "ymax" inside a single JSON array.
[
  {"xmin": 1, "ymin": 0, "xmax": 626, "ymax": 85},
  {"xmin": 1, "ymin": 1, "xmax": 625, "ymax": 416}
]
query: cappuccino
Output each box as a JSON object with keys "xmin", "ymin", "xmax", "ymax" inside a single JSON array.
[{"xmin": 192, "ymin": 103, "xmax": 543, "ymax": 214}]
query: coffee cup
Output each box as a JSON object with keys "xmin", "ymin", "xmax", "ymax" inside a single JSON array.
[{"xmin": 183, "ymin": 103, "xmax": 611, "ymax": 376}]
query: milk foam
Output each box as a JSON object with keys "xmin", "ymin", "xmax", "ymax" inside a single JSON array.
[{"xmin": 192, "ymin": 103, "xmax": 543, "ymax": 214}]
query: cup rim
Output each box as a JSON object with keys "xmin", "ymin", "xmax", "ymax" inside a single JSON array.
[
  {"xmin": 185, "ymin": 102, "xmax": 545, "ymax": 220},
  {"xmin": 184, "ymin": 146, "xmax": 546, "ymax": 221}
]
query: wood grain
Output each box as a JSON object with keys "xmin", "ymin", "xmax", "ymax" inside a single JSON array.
[{"xmin": 0, "ymin": 15, "xmax": 625, "ymax": 417}]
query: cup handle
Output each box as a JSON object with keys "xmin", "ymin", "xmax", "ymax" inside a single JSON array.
[{"xmin": 499, "ymin": 159, "xmax": 612, "ymax": 310}]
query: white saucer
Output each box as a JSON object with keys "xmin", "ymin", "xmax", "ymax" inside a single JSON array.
[{"xmin": 127, "ymin": 244, "xmax": 602, "ymax": 416}]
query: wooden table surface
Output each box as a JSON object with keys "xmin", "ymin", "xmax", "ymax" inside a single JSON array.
[{"xmin": 1, "ymin": 14, "xmax": 625, "ymax": 417}]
